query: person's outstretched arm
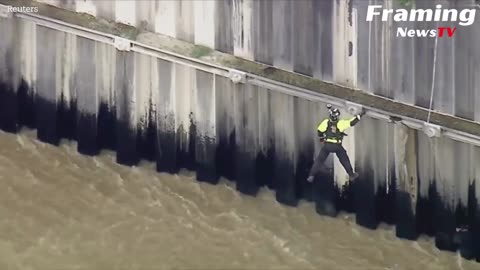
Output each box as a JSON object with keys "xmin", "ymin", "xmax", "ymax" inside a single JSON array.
[
  {"xmin": 348, "ymin": 114, "xmax": 362, "ymax": 127},
  {"xmin": 337, "ymin": 111, "xmax": 365, "ymax": 132}
]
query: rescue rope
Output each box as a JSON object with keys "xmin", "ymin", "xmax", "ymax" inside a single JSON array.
[
  {"xmin": 386, "ymin": 124, "xmax": 390, "ymax": 194},
  {"xmin": 426, "ymin": 35, "xmax": 439, "ymax": 124}
]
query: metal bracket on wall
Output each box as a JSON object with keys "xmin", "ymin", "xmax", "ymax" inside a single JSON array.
[
  {"xmin": 114, "ymin": 37, "xmax": 131, "ymax": 52},
  {"xmin": 8, "ymin": 8, "xmax": 480, "ymax": 147},
  {"xmin": 423, "ymin": 122, "xmax": 442, "ymax": 138},
  {"xmin": 228, "ymin": 69, "xmax": 246, "ymax": 84}
]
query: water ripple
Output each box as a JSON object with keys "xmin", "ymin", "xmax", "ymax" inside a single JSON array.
[{"xmin": 0, "ymin": 132, "xmax": 477, "ymax": 270}]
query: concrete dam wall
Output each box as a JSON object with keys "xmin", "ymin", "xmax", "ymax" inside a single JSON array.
[
  {"xmin": 34, "ymin": 0, "xmax": 480, "ymax": 122},
  {"xmin": 0, "ymin": 1, "xmax": 479, "ymax": 262}
]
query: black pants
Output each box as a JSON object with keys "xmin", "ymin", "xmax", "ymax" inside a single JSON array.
[{"xmin": 308, "ymin": 143, "xmax": 355, "ymax": 177}]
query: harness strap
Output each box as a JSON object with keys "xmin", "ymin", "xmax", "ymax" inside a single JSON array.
[{"xmin": 325, "ymin": 138, "xmax": 342, "ymax": 144}]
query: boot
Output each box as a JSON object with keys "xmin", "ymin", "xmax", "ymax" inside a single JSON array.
[{"xmin": 349, "ymin": 172, "xmax": 359, "ymax": 181}]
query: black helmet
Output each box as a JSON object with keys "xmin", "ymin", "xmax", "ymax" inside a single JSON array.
[{"xmin": 329, "ymin": 107, "xmax": 340, "ymax": 122}]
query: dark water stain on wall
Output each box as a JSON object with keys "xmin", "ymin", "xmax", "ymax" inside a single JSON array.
[
  {"xmin": 155, "ymin": 59, "xmax": 178, "ymax": 174},
  {"xmin": 214, "ymin": 76, "xmax": 236, "ymax": 182},
  {"xmin": 0, "ymin": 82, "xmax": 18, "ymax": 133},
  {"xmin": 354, "ymin": 164, "xmax": 378, "ymax": 229},
  {"xmin": 176, "ymin": 116, "xmax": 197, "ymax": 172},
  {"xmin": 458, "ymin": 182, "xmax": 479, "ymax": 260},
  {"xmin": 136, "ymin": 99, "xmax": 157, "ymax": 162},
  {"xmin": 430, "ymin": 180, "xmax": 457, "ymax": 252},
  {"xmin": 234, "ymin": 143, "xmax": 258, "ymax": 196},
  {"xmin": 35, "ymin": 96, "xmax": 60, "ymax": 145},
  {"xmin": 98, "ymin": 102, "xmax": 116, "ymax": 151},
  {"xmin": 114, "ymin": 51, "xmax": 138, "ymax": 167},
  {"xmin": 395, "ymin": 190, "xmax": 417, "ymax": 240},
  {"xmin": 274, "ymin": 156, "xmax": 297, "ymax": 207},
  {"xmin": 295, "ymin": 147, "xmax": 315, "ymax": 201},
  {"xmin": 156, "ymin": 127, "xmax": 179, "ymax": 174},
  {"xmin": 196, "ymin": 134, "xmax": 218, "ymax": 184},
  {"xmin": 470, "ymin": 180, "xmax": 480, "ymax": 262},
  {"xmin": 115, "ymin": 119, "xmax": 138, "ymax": 167},
  {"xmin": 216, "ymin": 130, "xmax": 236, "ymax": 181},
  {"xmin": 57, "ymin": 94, "xmax": 77, "ymax": 141},
  {"xmin": 255, "ymin": 143, "xmax": 275, "ymax": 190},
  {"xmin": 416, "ymin": 181, "xmax": 436, "ymax": 237},
  {"xmin": 77, "ymin": 112, "xmax": 98, "ymax": 156},
  {"xmin": 375, "ymin": 167, "xmax": 397, "ymax": 225},
  {"xmin": 17, "ymin": 79, "xmax": 36, "ymax": 129}
]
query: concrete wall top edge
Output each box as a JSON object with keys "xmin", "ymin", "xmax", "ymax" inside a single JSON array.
[{"xmin": 3, "ymin": 0, "xmax": 480, "ymax": 141}]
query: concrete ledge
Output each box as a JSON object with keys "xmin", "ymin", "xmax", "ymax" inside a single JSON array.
[{"xmin": 2, "ymin": 0, "xmax": 480, "ymax": 138}]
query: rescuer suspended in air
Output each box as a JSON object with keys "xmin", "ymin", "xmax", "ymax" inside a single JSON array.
[{"xmin": 306, "ymin": 104, "xmax": 366, "ymax": 183}]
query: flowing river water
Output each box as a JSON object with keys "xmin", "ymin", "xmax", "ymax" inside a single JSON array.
[{"xmin": 0, "ymin": 129, "xmax": 477, "ymax": 270}]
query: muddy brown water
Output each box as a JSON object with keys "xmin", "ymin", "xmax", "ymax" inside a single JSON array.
[{"xmin": 0, "ymin": 129, "xmax": 477, "ymax": 270}]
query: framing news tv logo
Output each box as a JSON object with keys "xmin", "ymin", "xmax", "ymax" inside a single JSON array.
[{"xmin": 366, "ymin": 4, "xmax": 477, "ymax": 38}]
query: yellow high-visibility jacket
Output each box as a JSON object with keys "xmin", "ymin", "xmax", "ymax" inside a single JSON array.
[{"xmin": 317, "ymin": 115, "xmax": 361, "ymax": 143}]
